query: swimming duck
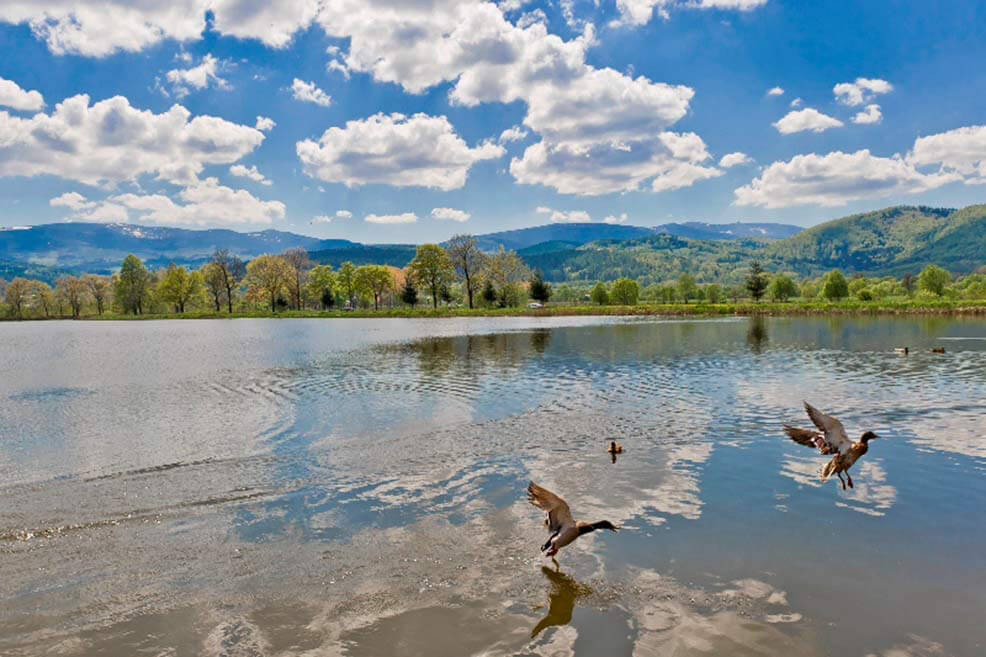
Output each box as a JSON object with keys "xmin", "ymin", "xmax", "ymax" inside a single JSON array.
[
  {"xmin": 607, "ymin": 441, "xmax": 623, "ymax": 454},
  {"xmin": 783, "ymin": 401, "xmax": 880, "ymax": 490},
  {"xmin": 894, "ymin": 347, "xmax": 909, "ymax": 355},
  {"xmin": 527, "ymin": 481, "xmax": 618, "ymax": 558},
  {"xmin": 931, "ymin": 346, "xmax": 945, "ymax": 353}
]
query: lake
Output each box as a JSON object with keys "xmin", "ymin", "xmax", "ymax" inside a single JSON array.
[{"xmin": 1, "ymin": 316, "xmax": 984, "ymax": 657}]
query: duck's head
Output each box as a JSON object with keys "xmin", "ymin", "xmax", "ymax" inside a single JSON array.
[{"xmin": 860, "ymin": 431, "xmax": 879, "ymax": 444}]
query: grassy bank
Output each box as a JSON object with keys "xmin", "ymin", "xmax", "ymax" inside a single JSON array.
[{"xmin": 5, "ymin": 299, "xmax": 986, "ymax": 321}]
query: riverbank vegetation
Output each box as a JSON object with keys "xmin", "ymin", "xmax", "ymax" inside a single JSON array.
[{"xmin": 3, "ymin": 235, "xmax": 986, "ymax": 320}]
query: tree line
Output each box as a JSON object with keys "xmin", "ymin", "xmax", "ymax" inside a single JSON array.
[{"xmin": 3, "ymin": 240, "xmax": 984, "ymax": 319}]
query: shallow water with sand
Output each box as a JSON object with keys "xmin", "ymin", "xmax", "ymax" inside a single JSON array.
[{"xmin": 1, "ymin": 316, "xmax": 984, "ymax": 656}]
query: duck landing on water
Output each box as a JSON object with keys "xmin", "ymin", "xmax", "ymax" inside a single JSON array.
[
  {"xmin": 783, "ymin": 401, "xmax": 880, "ymax": 490},
  {"xmin": 527, "ymin": 482, "xmax": 618, "ymax": 560}
]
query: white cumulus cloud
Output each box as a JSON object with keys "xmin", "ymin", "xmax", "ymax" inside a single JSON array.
[
  {"xmin": 833, "ymin": 77, "xmax": 893, "ymax": 106},
  {"xmin": 614, "ymin": 0, "xmax": 767, "ymax": 26},
  {"xmin": 431, "ymin": 207, "xmax": 470, "ymax": 222},
  {"xmin": 335, "ymin": 209, "xmax": 353, "ymax": 218},
  {"xmin": 291, "ymin": 78, "xmax": 331, "ymax": 106},
  {"xmin": 164, "ymin": 54, "xmax": 229, "ymax": 96},
  {"xmin": 789, "ymin": 97, "xmax": 802, "ymax": 108},
  {"xmin": 548, "ymin": 209, "xmax": 592, "ymax": 223},
  {"xmin": 49, "ymin": 180, "xmax": 285, "ymax": 226},
  {"xmin": 255, "ymin": 116, "xmax": 276, "ymax": 131},
  {"xmin": 603, "ymin": 213, "xmax": 628, "ymax": 224},
  {"xmin": 772, "ymin": 108, "xmax": 844, "ymax": 134},
  {"xmin": 498, "ymin": 125, "xmax": 529, "ymax": 143},
  {"xmin": 852, "ymin": 104, "xmax": 882, "ymax": 125},
  {"xmin": 734, "ymin": 150, "xmax": 957, "ymax": 208},
  {"xmin": 909, "ymin": 124, "xmax": 986, "ymax": 184},
  {"xmin": 229, "ymin": 164, "xmax": 271, "ymax": 185},
  {"xmin": 0, "ymin": 94, "xmax": 265, "ymax": 186},
  {"xmin": 297, "ymin": 112, "xmax": 504, "ymax": 190},
  {"xmin": 310, "ymin": 214, "xmax": 332, "ymax": 224},
  {"xmin": 767, "ymin": 86, "xmax": 784, "ymax": 96},
  {"xmin": 112, "ymin": 177, "xmax": 285, "ymax": 226},
  {"xmin": 0, "ymin": 75, "xmax": 44, "ymax": 111},
  {"xmin": 365, "ymin": 212, "xmax": 417, "ymax": 224},
  {"xmin": 719, "ymin": 152, "xmax": 753, "ymax": 168}
]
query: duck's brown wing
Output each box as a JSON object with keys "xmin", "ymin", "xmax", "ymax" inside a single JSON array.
[
  {"xmin": 803, "ymin": 401, "xmax": 851, "ymax": 454},
  {"xmin": 783, "ymin": 424, "xmax": 822, "ymax": 448},
  {"xmin": 527, "ymin": 481, "xmax": 575, "ymax": 533}
]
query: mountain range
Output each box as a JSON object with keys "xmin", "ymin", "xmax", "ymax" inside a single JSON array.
[{"xmin": 1, "ymin": 205, "xmax": 984, "ymax": 285}]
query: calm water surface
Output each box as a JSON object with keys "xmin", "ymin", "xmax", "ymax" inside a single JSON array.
[{"xmin": 1, "ymin": 316, "xmax": 984, "ymax": 656}]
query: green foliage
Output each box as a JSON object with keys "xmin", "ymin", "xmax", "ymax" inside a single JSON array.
[
  {"xmin": 480, "ymin": 279, "xmax": 497, "ymax": 307},
  {"xmin": 115, "ymin": 254, "xmax": 151, "ymax": 315},
  {"xmin": 590, "ymin": 282, "xmax": 609, "ymax": 305},
  {"xmin": 746, "ymin": 260, "xmax": 768, "ymax": 301},
  {"xmin": 768, "ymin": 274, "xmax": 799, "ymax": 302},
  {"xmin": 822, "ymin": 269, "xmax": 849, "ymax": 300},
  {"xmin": 610, "ymin": 278, "xmax": 639, "ymax": 305},
  {"xmin": 446, "ymin": 234, "xmax": 486, "ymax": 308},
  {"xmin": 157, "ymin": 263, "xmax": 204, "ymax": 313},
  {"xmin": 529, "ymin": 270, "xmax": 552, "ymax": 303},
  {"xmin": 918, "ymin": 264, "xmax": 951, "ymax": 296},
  {"xmin": 245, "ymin": 254, "xmax": 292, "ymax": 312},
  {"xmin": 677, "ymin": 273, "xmax": 698, "ymax": 303},
  {"xmin": 704, "ymin": 283, "xmax": 722, "ymax": 303},
  {"xmin": 400, "ymin": 276, "xmax": 418, "ymax": 307},
  {"xmin": 409, "ymin": 244, "xmax": 455, "ymax": 309},
  {"xmin": 337, "ymin": 261, "xmax": 357, "ymax": 307},
  {"xmin": 305, "ymin": 264, "xmax": 336, "ymax": 310}
]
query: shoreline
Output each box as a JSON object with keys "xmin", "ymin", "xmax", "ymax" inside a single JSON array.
[{"xmin": 4, "ymin": 300, "xmax": 986, "ymax": 321}]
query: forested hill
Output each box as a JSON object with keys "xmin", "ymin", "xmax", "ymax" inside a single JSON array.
[
  {"xmin": 2, "ymin": 205, "xmax": 984, "ymax": 284},
  {"xmin": 764, "ymin": 205, "xmax": 986, "ymax": 275},
  {"xmin": 522, "ymin": 205, "xmax": 986, "ymax": 284}
]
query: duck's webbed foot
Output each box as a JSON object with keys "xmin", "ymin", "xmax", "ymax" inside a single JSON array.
[{"xmin": 837, "ymin": 472, "xmax": 846, "ymax": 490}]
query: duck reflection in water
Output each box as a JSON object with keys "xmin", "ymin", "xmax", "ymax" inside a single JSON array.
[{"xmin": 531, "ymin": 566, "xmax": 592, "ymax": 638}]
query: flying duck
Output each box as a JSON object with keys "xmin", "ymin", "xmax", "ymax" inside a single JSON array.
[
  {"xmin": 783, "ymin": 401, "xmax": 880, "ymax": 490},
  {"xmin": 527, "ymin": 481, "xmax": 617, "ymax": 558}
]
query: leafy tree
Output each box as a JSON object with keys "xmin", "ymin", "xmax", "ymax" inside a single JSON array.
[
  {"xmin": 610, "ymin": 278, "xmax": 639, "ymax": 305},
  {"xmin": 848, "ymin": 276, "xmax": 868, "ymax": 298},
  {"xmin": 337, "ymin": 261, "xmax": 357, "ymax": 308},
  {"xmin": 115, "ymin": 254, "xmax": 151, "ymax": 314},
  {"xmin": 745, "ymin": 260, "xmax": 768, "ymax": 302},
  {"xmin": 209, "ymin": 249, "xmax": 246, "ymax": 313},
  {"xmin": 480, "ymin": 279, "xmax": 497, "ymax": 307},
  {"xmin": 822, "ymin": 269, "xmax": 849, "ymax": 300},
  {"xmin": 305, "ymin": 264, "xmax": 337, "ymax": 310},
  {"xmin": 157, "ymin": 263, "xmax": 204, "ymax": 313},
  {"xmin": 918, "ymin": 264, "xmax": 951, "ymax": 297},
  {"xmin": 4, "ymin": 277, "xmax": 31, "ymax": 318},
  {"xmin": 400, "ymin": 276, "xmax": 418, "ymax": 307},
  {"xmin": 768, "ymin": 274, "xmax": 799, "ymax": 302},
  {"xmin": 354, "ymin": 265, "xmax": 393, "ymax": 310},
  {"xmin": 857, "ymin": 288, "xmax": 874, "ymax": 301},
  {"xmin": 657, "ymin": 284, "xmax": 677, "ymax": 304},
  {"xmin": 83, "ymin": 274, "xmax": 111, "ymax": 315},
  {"xmin": 55, "ymin": 275, "xmax": 89, "ymax": 318},
  {"xmin": 446, "ymin": 234, "xmax": 486, "ymax": 309},
  {"xmin": 677, "ymin": 274, "xmax": 698, "ymax": 304},
  {"xmin": 529, "ymin": 270, "xmax": 551, "ymax": 303},
  {"xmin": 704, "ymin": 283, "xmax": 722, "ymax": 303},
  {"xmin": 200, "ymin": 262, "xmax": 227, "ymax": 311},
  {"xmin": 282, "ymin": 247, "xmax": 313, "ymax": 309},
  {"xmin": 409, "ymin": 244, "xmax": 455, "ymax": 309},
  {"xmin": 901, "ymin": 273, "xmax": 916, "ymax": 295},
  {"xmin": 32, "ymin": 280, "xmax": 53, "ymax": 317},
  {"xmin": 590, "ymin": 282, "xmax": 609, "ymax": 305},
  {"xmin": 483, "ymin": 246, "xmax": 530, "ymax": 308},
  {"xmin": 245, "ymin": 254, "xmax": 292, "ymax": 312}
]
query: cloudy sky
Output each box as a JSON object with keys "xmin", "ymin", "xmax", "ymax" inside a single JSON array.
[{"xmin": 1, "ymin": 1, "xmax": 984, "ymax": 242}]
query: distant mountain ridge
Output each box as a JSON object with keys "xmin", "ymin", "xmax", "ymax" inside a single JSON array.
[{"xmin": 2, "ymin": 205, "xmax": 984, "ymax": 284}]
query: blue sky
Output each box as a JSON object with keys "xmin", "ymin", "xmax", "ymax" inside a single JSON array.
[{"xmin": 0, "ymin": 0, "xmax": 984, "ymax": 243}]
